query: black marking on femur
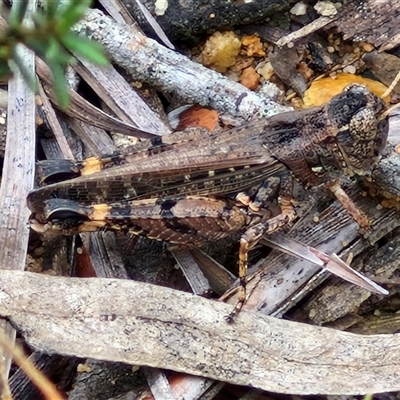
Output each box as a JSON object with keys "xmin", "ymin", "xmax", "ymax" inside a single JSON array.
[
  {"xmin": 150, "ymin": 136, "xmax": 163, "ymax": 148},
  {"xmin": 159, "ymin": 199, "xmax": 178, "ymax": 218},
  {"xmin": 165, "ymin": 219, "xmax": 194, "ymax": 234}
]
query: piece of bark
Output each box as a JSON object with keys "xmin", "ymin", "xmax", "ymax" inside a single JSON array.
[
  {"xmin": 38, "ymin": 83, "xmax": 75, "ymax": 160},
  {"xmin": 287, "ymin": 226, "xmax": 400, "ymax": 327},
  {"xmin": 9, "ymin": 353, "xmax": 78, "ymax": 399},
  {"xmin": 72, "ymin": 58, "xmax": 171, "ymax": 135},
  {"xmin": 143, "ymin": 367, "xmax": 176, "ymax": 400},
  {"xmin": 1, "ymin": 270, "xmax": 400, "ymax": 395},
  {"xmin": 123, "ymin": 0, "xmax": 297, "ymax": 45},
  {"xmin": 269, "ymin": 46, "xmax": 307, "ymax": 96},
  {"xmin": 0, "ymin": 104, "xmax": 7, "ymax": 159},
  {"xmin": 74, "ymin": 9, "xmax": 290, "ymax": 120},
  {"xmin": 67, "ymin": 360, "xmax": 146, "ymax": 400},
  {"xmin": 171, "ymin": 250, "xmax": 212, "ymax": 295},
  {"xmin": 278, "ymin": 0, "xmax": 400, "ymax": 50},
  {"xmin": 66, "ymin": 117, "xmax": 117, "ymax": 158},
  {"xmin": 362, "ymin": 51, "xmax": 400, "ymax": 95},
  {"xmin": 30, "ymin": 55, "xmax": 158, "ymax": 139},
  {"xmin": 333, "ymin": 0, "xmax": 400, "ymax": 50}
]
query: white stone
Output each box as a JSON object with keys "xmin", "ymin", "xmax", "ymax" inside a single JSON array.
[
  {"xmin": 290, "ymin": 1, "xmax": 307, "ymax": 16},
  {"xmin": 314, "ymin": 1, "xmax": 338, "ymax": 17},
  {"xmin": 257, "ymin": 61, "xmax": 274, "ymax": 80},
  {"xmin": 343, "ymin": 65, "xmax": 356, "ymax": 74},
  {"xmin": 154, "ymin": 0, "xmax": 169, "ymax": 16}
]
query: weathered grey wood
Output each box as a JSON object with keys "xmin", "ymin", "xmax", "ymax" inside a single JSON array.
[
  {"xmin": 0, "ymin": 34, "xmax": 36, "ymax": 379},
  {"xmin": 72, "ymin": 59, "xmax": 171, "ymax": 135},
  {"xmin": 38, "ymin": 83, "xmax": 74, "ymax": 160},
  {"xmin": 0, "ymin": 270, "xmax": 400, "ymax": 395},
  {"xmin": 74, "ymin": 9, "xmax": 290, "ymax": 120},
  {"xmin": 171, "ymin": 250, "xmax": 211, "ymax": 295},
  {"xmin": 143, "ymin": 367, "xmax": 176, "ymax": 400},
  {"xmin": 334, "ymin": 0, "xmax": 400, "ymax": 50},
  {"xmin": 278, "ymin": 0, "xmax": 400, "ymax": 50}
]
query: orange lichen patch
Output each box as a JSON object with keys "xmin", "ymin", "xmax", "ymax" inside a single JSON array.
[
  {"xmin": 239, "ymin": 66, "xmax": 260, "ymax": 90},
  {"xmin": 81, "ymin": 156, "xmax": 104, "ymax": 175},
  {"xmin": 303, "ymin": 74, "xmax": 390, "ymax": 107},
  {"xmin": 241, "ymin": 35, "xmax": 266, "ymax": 57},
  {"xmin": 175, "ymin": 105, "xmax": 219, "ymax": 131},
  {"xmin": 201, "ymin": 31, "xmax": 241, "ymax": 73}
]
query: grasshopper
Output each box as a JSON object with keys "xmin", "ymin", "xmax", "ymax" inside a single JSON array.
[{"xmin": 28, "ymin": 84, "xmax": 389, "ymax": 320}]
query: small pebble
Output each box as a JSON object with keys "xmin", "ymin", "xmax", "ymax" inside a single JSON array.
[
  {"xmin": 290, "ymin": 1, "xmax": 307, "ymax": 16},
  {"xmin": 343, "ymin": 65, "xmax": 356, "ymax": 74},
  {"xmin": 362, "ymin": 42, "xmax": 374, "ymax": 52},
  {"xmin": 154, "ymin": 0, "xmax": 168, "ymax": 16},
  {"xmin": 77, "ymin": 363, "xmax": 93, "ymax": 373},
  {"xmin": 314, "ymin": 1, "xmax": 338, "ymax": 17},
  {"xmin": 327, "ymin": 46, "xmax": 336, "ymax": 53},
  {"xmin": 257, "ymin": 61, "xmax": 274, "ymax": 80}
]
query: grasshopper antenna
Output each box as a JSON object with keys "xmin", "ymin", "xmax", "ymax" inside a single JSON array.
[
  {"xmin": 382, "ymin": 68, "xmax": 400, "ymax": 99},
  {"xmin": 377, "ymin": 68, "xmax": 400, "ymax": 122}
]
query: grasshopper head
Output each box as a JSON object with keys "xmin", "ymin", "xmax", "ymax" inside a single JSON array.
[{"xmin": 326, "ymin": 84, "xmax": 389, "ymax": 177}]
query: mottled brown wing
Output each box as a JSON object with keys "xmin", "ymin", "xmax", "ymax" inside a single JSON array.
[{"xmin": 27, "ymin": 139, "xmax": 286, "ymax": 213}]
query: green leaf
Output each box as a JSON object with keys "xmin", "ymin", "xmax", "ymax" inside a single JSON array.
[
  {"xmin": 0, "ymin": 60, "xmax": 13, "ymax": 81},
  {"xmin": 42, "ymin": 37, "xmax": 72, "ymax": 66},
  {"xmin": 8, "ymin": 0, "xmax": 29, "ymax": 26},
  {"xmin": 43, "ymin": 0, "xmax": 61, "ymax": 19},
  {"xmin": 56, "ymin": 0, "xmax": 93, "ymax": 34},
  {"xmin": 61, "ymin": 33, "xmax": 109, "ymax": 65},
  {"xmin": 25, "ymin": 39, "xmax": 49, "ymax": 59},
  {"xmin": 45, "ymin": 37, "xmax": 62, "ymax": 62},
  {"xmin": 48, "ymin": 62, "xmax": 69, "ymax": 109},
  {"xmin": 8, "ymin": 53, "xmax": 38, "ymax": 94},
  {"xmin": 31, "ymin": 11, "xmax": 47, "ymax": 30}
]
